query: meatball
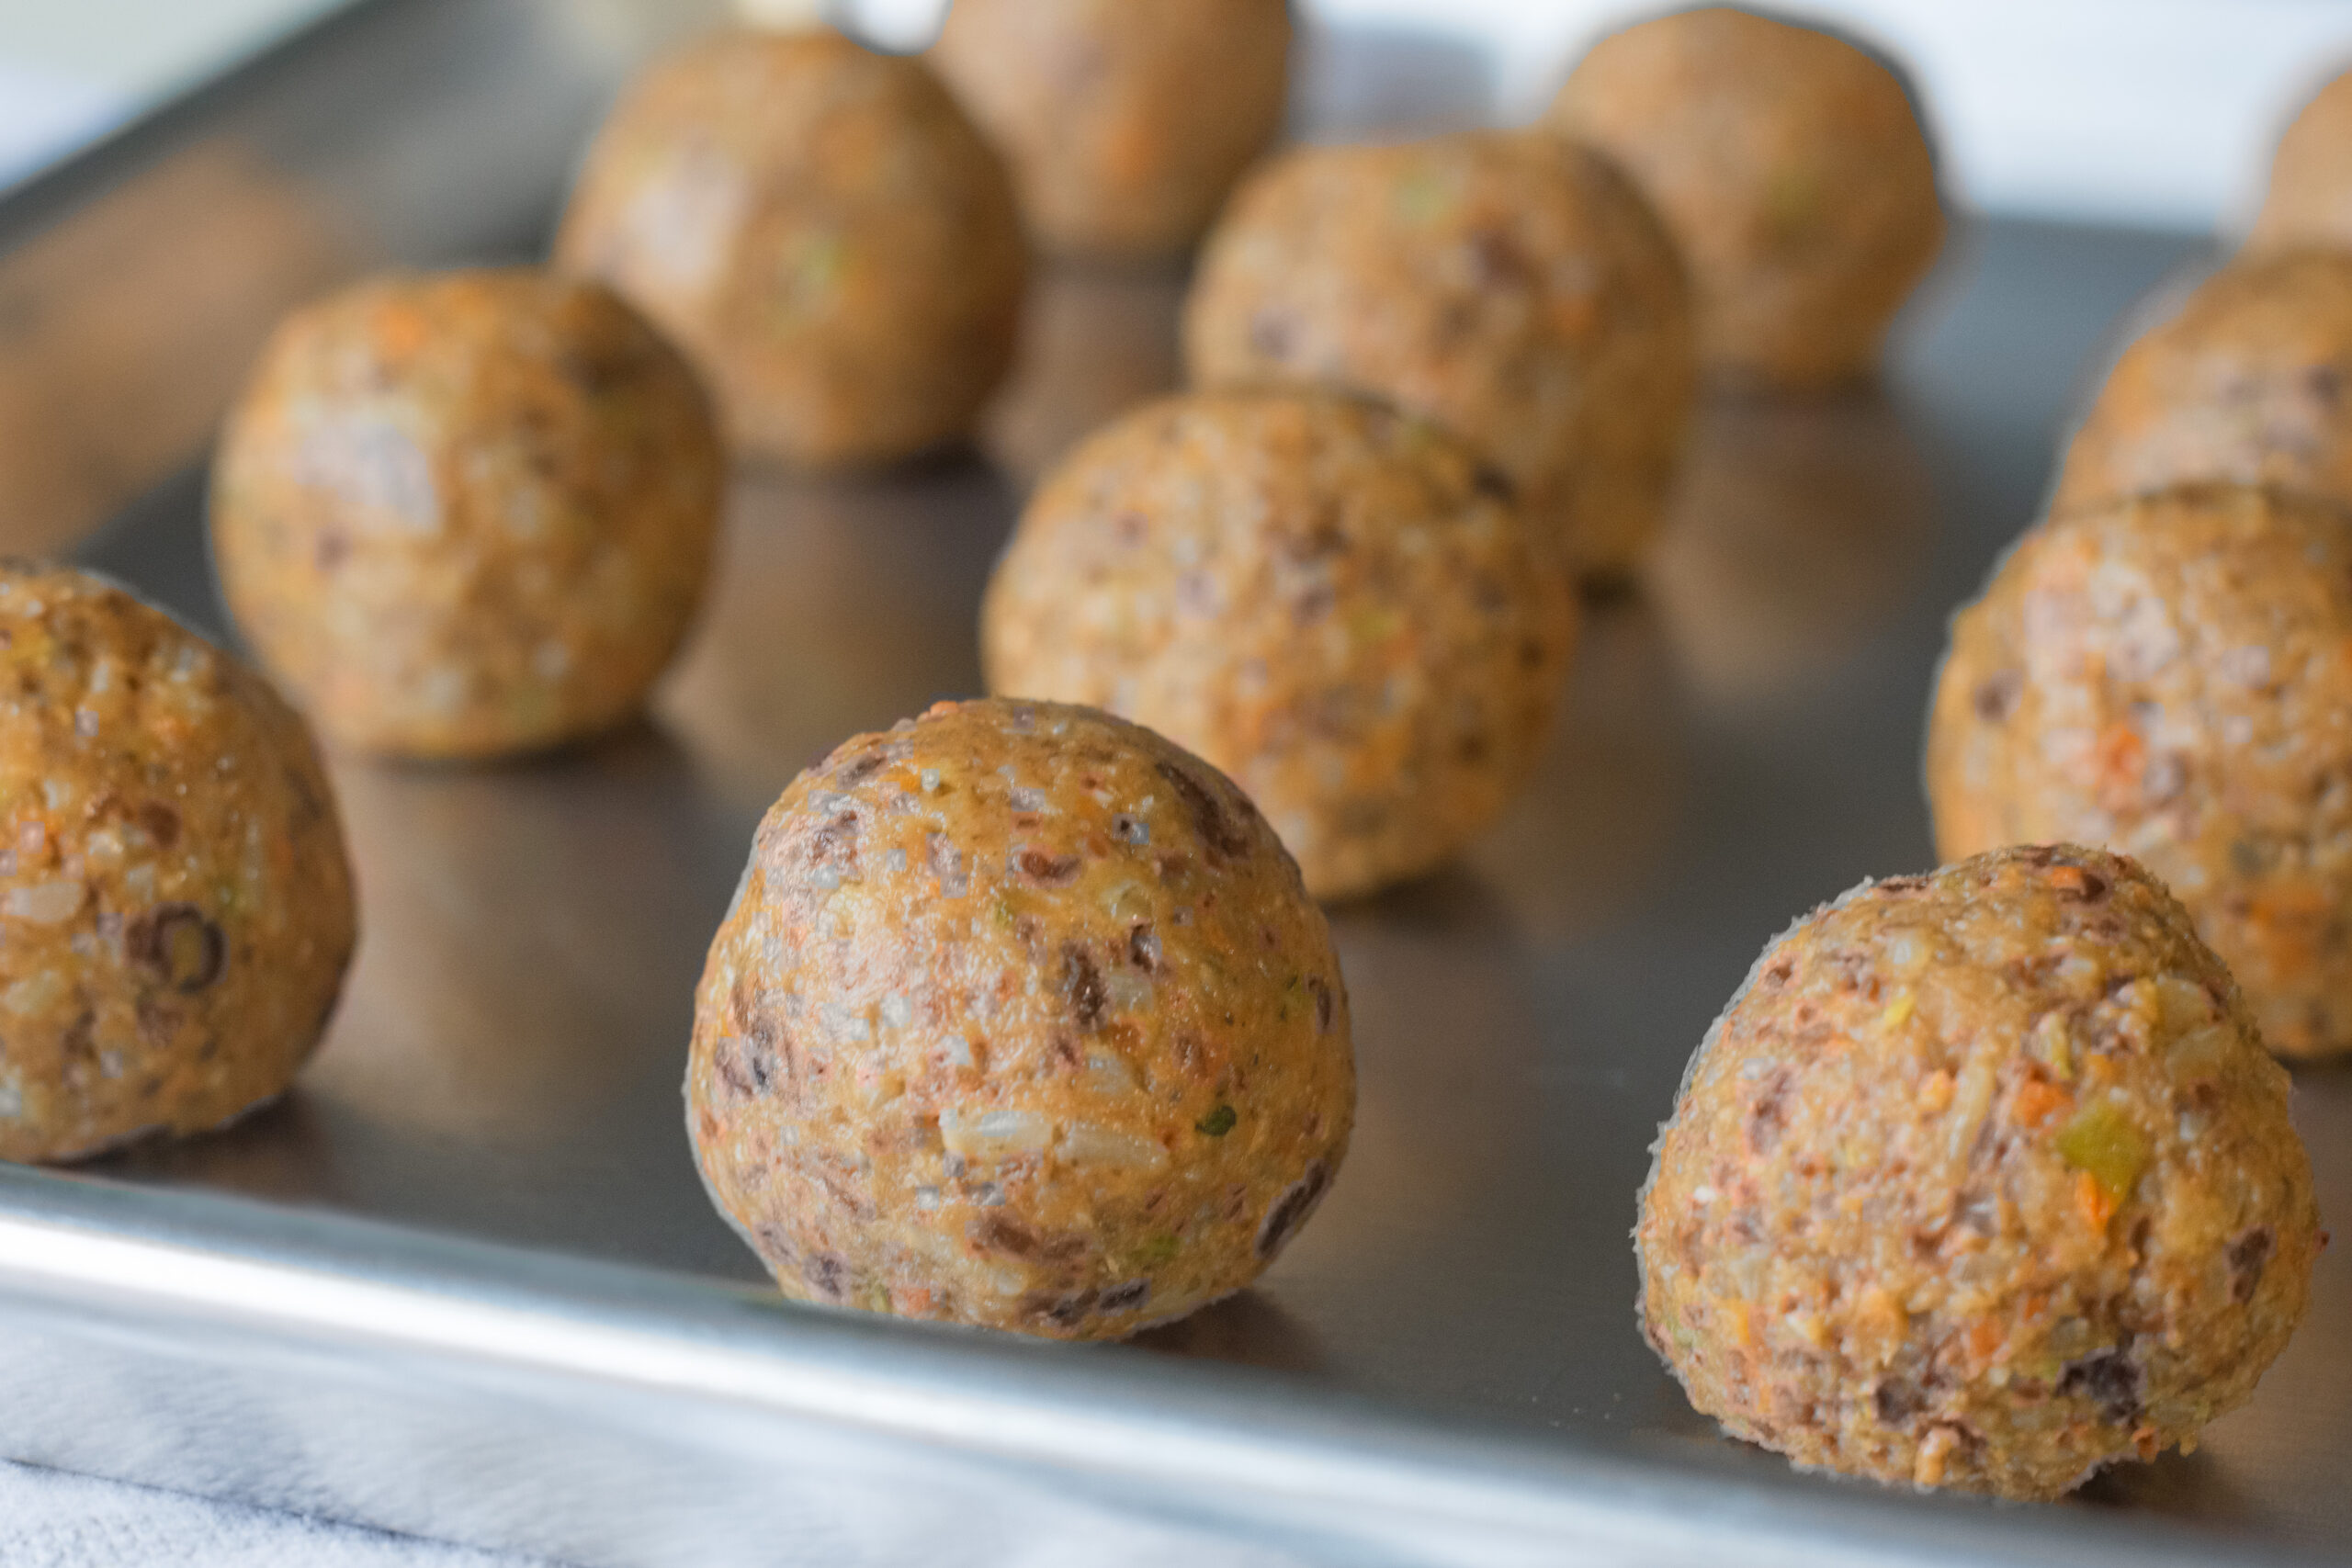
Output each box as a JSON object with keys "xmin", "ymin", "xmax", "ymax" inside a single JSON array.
[
  {"xmin": 1183, "ymin": 131, "xmax": 1695, "ymax": 580},
  {"xmin": 2052, "ymin": 251, "xmax": 2352, "ymax": 513},
  {"xmin": 2251, "ymin": 65, "xmax": 2352, "ymax": 253},
  {"xmin": 981, "ymin": 390, "xmax": 1576, "ymax": 900},
  {"xmin": 0, "ymin": 565, "xmax": 356, "ymax": 1162},
  {"xmin": 555, "ymin": 28, "xmax": 1027, "ymax": 468},
  {"xmin": 1548, "ymin": 7, "xmax": 1945, "ymax": 390},
  {"xmin": 687, "ymin": 698, "xmax": 1353, "ymax": 1338},
  {"xmin": 1928, "ymin": 484, "xmax": 2352, "ymax": 1059},
  {"xmin": 931, "ymin": 0, "xmax": 1293, "ymax": 262},
  {"xmin": 212, "ymin": 268, "xmax": 720, "ymax": 761},
  {"xmin": 1641, "ymin": 844, "xmax": 2319, "ymax": 1499}
]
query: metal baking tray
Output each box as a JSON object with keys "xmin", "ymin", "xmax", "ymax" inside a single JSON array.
[{"xmin": 0, "ymin": 2, "xmax": 2345, "ymax": 1563}]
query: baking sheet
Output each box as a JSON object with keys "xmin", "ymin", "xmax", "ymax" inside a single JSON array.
[{"xmin": 0, "ymin": 2, "xmax": 2346, "ymax": 1563}]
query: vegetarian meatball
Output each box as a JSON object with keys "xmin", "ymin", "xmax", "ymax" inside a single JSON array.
[
  {"xmin": 2251, "ymin": 65, "xmax": 2352, "ymax": 254},
  {"xmin": 687, "ymin": 698, "xmax": 1353, "ymax": 1338},
  {"xmin": 1641, "ymin": 844, "xmax": 2320, "ymax": 1499},
  {"xmin": 1928, "ymin": 484, "xmax": 2352, "ymax": 1059},
  {"xmin": 931, "ymin": 0, "xmax": 1294, "ymax": 262},
  {"xmin": 2052, "ymin": 250, "xmax": 2352, "ymax": 513},
  {"xmin": 556, "ymin": 28, "xmax": 1027, "ymax": 468},
  {"xmin": 1183, "ymin": 131, "xmax": 1695, "ymax": 580},
  {"xmin": 981, "ymin": 390, "xmax": 1576, "ymax": 900},
  {"xmin": 0, "ymin": 565, "xmax": 356, "ymax": 1163},
  {"xmin": 212, "ymin": 268, "xmax": 720, "ymax": 760},
  {"xmin": 1549, "ymin": 7, "xmax": 1945, "ymax": 389}
]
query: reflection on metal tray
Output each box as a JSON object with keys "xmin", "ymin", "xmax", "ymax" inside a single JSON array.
[{"xmin": 0, "ymin": 2, "xmax": 2346, "ymax": 1565}]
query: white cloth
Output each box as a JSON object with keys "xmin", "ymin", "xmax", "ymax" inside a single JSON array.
[{"xmin": 0, "ymin": 1461, "xmax": 553, "ymax": 1568}]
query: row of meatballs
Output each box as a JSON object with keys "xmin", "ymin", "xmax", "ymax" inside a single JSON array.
[
  {"xmin": 0, "ymin": 0, "xmax": 2330, "ymax": 1521},
  {"xmin": 1633, "ymin": 59, "xmax": 2352, "ymax": 1503}
]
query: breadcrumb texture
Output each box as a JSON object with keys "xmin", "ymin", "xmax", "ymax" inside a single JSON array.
[
  {"xmin": 212, "ymin": 267, "xmax": 720, "ymax": 760},
  {"xmin": 1549, "ymin": 6, "xmax": 1944, "ymax": 390},
  {"xmin": 687, "ymin": 698, "xmax": 1353, "ymax": 1339},
  {"xmin": 931, "ymin": 0, "xmax": 1293, "ymax": 261},
  {"xmin": 1640, "ymin": 844, "xmax": 2320, "ymax": 1499},
  {"xmin": 1182, "ymin": 131, "xmax": 1693, "ymax": 579},
  {"xmin": 557, "ymin": 28, "xmax": 1026, "ymax": 468},
  {"xmin": 0, "ymin": 565, "xmax": 356, "ymax": 1162},
  {"xmin": 1929, "ymin": 485, "xmax": 2352, "ymax": 1058},
  {"xmin": 2054, "ymin": 251, "xmax": 2352, "ymax": 513},
  {"xmin": 981, "ymin": 389, "xmax": 1576, "ymax": 900},
  {"xmin": 2252, "ymin": 68, "xmax": 2352, "ymax": 254}
]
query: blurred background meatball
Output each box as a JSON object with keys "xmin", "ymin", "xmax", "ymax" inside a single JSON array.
[
  {"xmin": 1549, "ymin": 6, "xmax": 1945, "ymax": 390},
  {"xmin": 931, "ymin": 0, "xmax": 1294, "ymax": 263},
  {"xmin": 2054, "ymin": 250, "xmax": 2352, "ymax": 513},
  {"xmin": 557, "ymin": 28, "xmax": 1027, "ymax": 468},
  {"xmin": 1184, "ymin": 130, "xmax": 1694, "ymax": 580},
  {"xmin": 2252, "ymin": 64, "xmax": 2352, "ymax": 253}
]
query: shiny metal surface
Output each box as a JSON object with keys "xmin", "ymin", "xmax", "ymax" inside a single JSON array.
[{"xmin": 1, "ymin": 5, "xmax": 2347, "ymax": 1564}]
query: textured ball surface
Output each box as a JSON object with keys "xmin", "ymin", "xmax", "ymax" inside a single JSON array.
[
  {"xmin": 212, "ymin": 267, "xmax": 720, "ymax": 760},
  {"xmin": 557, "ymin": 28, "xmax": 1026, "ymax": 468},
  {"xmin": 688, "ymin": 698, "xmax": 1353, "ymax": 1338},
  {"xmin": 982, "ymin": 389, "xmax": 1575, "ymax": 900},
  {"xmin": 1549, "ymin": 6, "xmax": 1944, "ymax": 389},
  {"xmin": 2053, "ymin": 251, "xmax": 2352, "ymax": 513},
  {"xmin": 1183, "ymin": 131, "xmax": 1694, "ymax": 579},
  {"xmin": 1929, "ymin": 484, "xmax": 2352, "ymax": 1059},
  {"xmin": 931, "ymin": 0, "xmax": 1293, "ymax": 261},
  {"xmin": 0, "ymin": 565, "xmax": 356, "ymax": 1162},
  {"xmin": 1640, "ymin": 844, "xmax": 2319, "ymax": 1498}
]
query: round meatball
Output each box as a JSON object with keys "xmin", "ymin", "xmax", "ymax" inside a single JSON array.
[
  {"xmin": 1929, "ymin": 484, "xmax": 2352, "ymax": 1059},
  {"xmin": 1642, "ymin": 844, "xmax": 2319, "ymax": 1499},
  {"xmin": 2251, "ymin": 66, "xmax": 2352, "ymax": 253},
  {"xmin": 687, "ymin": 698, "xmax": 1354, "ymax": 1338},
  {"xmin": 555, "ymin": 28, "xmax": 1027, "ymax": 468},
  {"xmin": 931, "ymin": 0, "xmax": 1293, "ymax": 262},
  {"xmin": 982, "ymin": 390, "xmax": 1576, "ymax": 900},
  {"xmin": 2052, "ymin": 251, "xmax": 2352, "ymax": 513},
  {"xmin": 0, "ymin": 565, "xmax": 356, "ymax": 1162},
  {"xmin": 213, "ymin": 269, "xmax": 720, "ymax": 760},
  {"xmin": 1548, "ymin": 8, "xmax": 1945, "ymax": 390},
  {"xmin": 1183, "ymin": 131, "xmax": 1695, "ymax": 580}
]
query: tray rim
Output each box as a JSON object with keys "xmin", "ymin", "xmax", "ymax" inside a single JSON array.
[{"xmin": 0, "ymin": 1165, "xmax": 2329, "ymax": 1568}]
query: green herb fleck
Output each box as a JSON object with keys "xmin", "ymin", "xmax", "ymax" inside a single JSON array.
[
  {"xmin": 2057, "ymin": 1100, "xmax": 2149, "ymax": 1203},
  {"xmin": 1135, "ymin": 1232, "xmax": 1181, "ymax": 1268},
  {"xmin": 1196, "ymin": 1104, "xmax": 1237, "ymax": 1137}
]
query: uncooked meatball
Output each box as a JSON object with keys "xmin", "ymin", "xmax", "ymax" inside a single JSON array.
[
  {"xmin": 931, "ymin": 0, "xmax": 1293, "ymax": 262},
  {"xmin": 687, "ymin": 698, "xmax": 1353, "ymax": 1339},
  {"xmin": 1928, "ymin": 484, "xmax": 2352, "ymax": 1059},
  {"xmin": 981, "ymin": 389, "xmax": 1576, "ymax": 900},
  {"xmin": 2251, "ymin": 65, "xmax": 2352, "ymax": 253},
  {"xmin": 556, "ymin": 28, "xmax": 1027, "ymax": 468},
  {"xmin": 1641, "ymin": 844, "xmax": 2319, "ymax": 1499},
  {"xmin": 2052, "ymin": 251, "xmax": 2352, "ymax": 513},
  {"xmin": 0, "ymin": 564, "xmax": 356, "ymax": 1162},
  {"xmin": 1183, "ymin": 131, "xmax": 1694, "ymax": 580},
  {"xmin": 1549, "ymin": 7, "xmax": 1945, "ymax": 389},
  {"xmin": 212, "ymin": 268, "xmax": 720, "ymax": 760}
]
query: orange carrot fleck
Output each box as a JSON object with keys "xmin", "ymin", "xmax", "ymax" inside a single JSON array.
[
  {"xmin": 2075, "ymin": 1168, "xmax": 2117, "ymax": 1230},
  {"xmin": 2013, "ymin": 1078, "xmax": 2074, "ymax": 1129}
]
